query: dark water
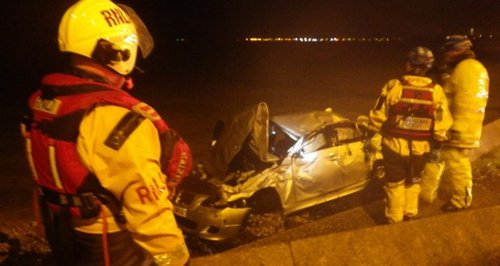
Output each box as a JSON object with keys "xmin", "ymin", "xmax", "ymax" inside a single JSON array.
[{"xmin": 137, "ymin": 42, "xmax": 408, "ymax": 151}]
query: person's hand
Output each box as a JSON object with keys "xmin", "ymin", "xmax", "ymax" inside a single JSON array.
[
  {"xmin": 363, "ymin": 138, "xmax": 377, "ymax": 153},
  {"xmin": 364, "ymin": 133, "xmax": 382, "ymax": 153},
  {"xmin": 432, "ymin": 140, "xmax": 443, "ymax": 150},
  {"xmin": 429, "ymin": 148, "xmax": 441, "ymax": 162},
  {"xmin": 428, "ymin": 140, "xmax": 442, "ymax": 162}
]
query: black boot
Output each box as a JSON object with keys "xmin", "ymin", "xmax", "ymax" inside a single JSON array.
[
  {"xmin": 441, "ymin": 201, "xmax": 464, "ymax": 212},
  {"xmin": 403, "ymin": 215, "xmax": 416, "ymax": 221}
]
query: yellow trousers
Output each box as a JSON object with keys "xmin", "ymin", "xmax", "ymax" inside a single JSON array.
[
  {"xmin": 441, "ymin": 147, "xmax": 473, "ymax": 208},
  {"xmin": 384, "ymin": 181, "xmax": 421, "ymax": 223},
  {"xmin": 420, "ymin": 161, "xmax": 444, "ymax": 204},
  {"xmin": 419, "ymin": 147, "xmax": 473, "ymax": 208}
]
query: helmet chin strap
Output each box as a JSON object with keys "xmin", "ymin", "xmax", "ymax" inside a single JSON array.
[
  {"xmin": 122, "ymin": 65, "xmax": 146, "ymax": 90},
  {"xmin": 123, "ymin": 77, "xmax": 134, "ymax": 90}
]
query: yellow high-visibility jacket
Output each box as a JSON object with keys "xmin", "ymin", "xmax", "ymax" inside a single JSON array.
[
  {"xmin": 442, "ymin": 58, "xmax": 489, "ymax": 148},
  {"xmin": 369, "ymin": 75, "xmax": 453, "ymax": 156},
  {"xmin": 75, "ymin": 105, "xmax": 189, "ymax": 264}
]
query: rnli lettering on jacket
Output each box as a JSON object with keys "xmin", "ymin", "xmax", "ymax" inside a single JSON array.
[
  {"xmin": 384, "ymin": 78, "xmax": 435, "ymax": 140},
  {"xmin": 23, "ymin": 73, "xmax": 192, "ymax": 219}
]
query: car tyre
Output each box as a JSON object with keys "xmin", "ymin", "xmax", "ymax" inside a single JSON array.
[{"xmin": 239, "ymin": 189, "xmax": 285, "ymax": 241}]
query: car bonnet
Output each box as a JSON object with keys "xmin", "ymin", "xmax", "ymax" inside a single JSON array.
[{"xmin": 203, "ymin": 102, "xmax": 275, "ymax": 178}]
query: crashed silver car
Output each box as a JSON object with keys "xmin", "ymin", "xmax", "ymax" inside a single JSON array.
[{"xmin": 173, "ymin": 102, "xmax": 383, "ymax": 241}]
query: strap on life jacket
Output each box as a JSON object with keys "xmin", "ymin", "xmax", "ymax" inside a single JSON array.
[
  {"xmin": 37, "ymin": 110, "xmax": 87, "ymax": 141},
  {"xmin": 37, "ymin": 172, "xmax": 126, "ymax": 224},
  {"xmin": 39, "ymin": 187, "xmax": 99, "ymax": 217}
]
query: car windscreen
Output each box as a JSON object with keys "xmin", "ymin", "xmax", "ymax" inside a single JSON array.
[{"xmin": 269, "ymin": 122, "xmax": 296, "ymax": 158}]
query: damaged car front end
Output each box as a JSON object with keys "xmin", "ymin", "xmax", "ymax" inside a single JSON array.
[{"xmin": 173, "ymin": 102, "xmax": 383, "ymax": 241}]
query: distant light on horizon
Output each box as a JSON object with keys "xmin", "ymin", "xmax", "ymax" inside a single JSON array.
[
  {"xmin": 173, "ymin": 30, "xmax": 495, "ymax": 43},
  {"xmin": 244, "ymin": 36, "xmax": 402, "ymax": 43}
]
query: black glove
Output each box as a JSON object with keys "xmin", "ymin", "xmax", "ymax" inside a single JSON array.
[
  {"xmin": 432, "ymin": 140, "xmax": 443, "ymax": 150},
  {"xmin": 428, "ymin": 148, "xmax": 441, "ymax": 162},
  {"xmin": 428, "ymin": 140, "xmax": 442, "ymax": 162}
]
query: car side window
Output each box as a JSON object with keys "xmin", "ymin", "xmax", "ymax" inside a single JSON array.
[
  {"xmin": 336, "ymin": 127, "xmax": 355, "ymax": 144},
  {"xmin": 269, "ymin": 124, "xmax": 295, "ymax": 158},
  {"xmin": 301, "ymin": 132, "xmax": 328, "ymax": 154},
  {"xmin": 331, "ymin": 123, "xmax": 363, "ymax": 146},
  {"xmin": 300, "ymin": 122, "xmax": 363, "ymax": 154}
]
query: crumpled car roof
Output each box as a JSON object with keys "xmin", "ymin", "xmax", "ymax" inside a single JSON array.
[{"xmin": 271, "ymin": 109, "xmax": 349, "ymax": 140}]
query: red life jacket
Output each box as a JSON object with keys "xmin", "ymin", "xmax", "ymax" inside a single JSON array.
[
  {"xmin": 384, "ymin": 79, "xmax": 435, "ymax": 140},
  {"xmin": 22, "ymin": 73, "xmax": 192, "ymax": 220}
]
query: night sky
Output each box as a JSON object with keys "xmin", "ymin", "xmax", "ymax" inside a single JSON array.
[
  {"xmin": 4, "ymin": 0, "xmax": 499, "ymax": 45},
  {"xmin": 121, "ymin": 0, "xmax": 500, "ymax": 40}
]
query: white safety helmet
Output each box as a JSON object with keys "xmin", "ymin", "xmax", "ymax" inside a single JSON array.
[
  {"xmin": 58, "ymin": 0, "xmax": 154, "ymax": 75},
  {"xmin": 406, "ymin": 46, "xmax": 434, "ymax": 69},
  {"xmin": 440, "ymin": 35, "xmax": 473, "ymax": 53}
]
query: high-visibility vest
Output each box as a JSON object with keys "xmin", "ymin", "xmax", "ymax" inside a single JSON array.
[{"xmin": 384, "ymin": 79, "xmax": 435, "ymax": 140}]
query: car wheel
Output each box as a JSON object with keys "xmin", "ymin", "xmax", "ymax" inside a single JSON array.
[{"xmin": 239, "ymin": 189, "xmax": 285, "ymax": 241}]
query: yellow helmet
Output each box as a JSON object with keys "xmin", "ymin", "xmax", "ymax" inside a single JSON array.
[{"xmin": 58, "ymin": 0, "xmax": 154, "ymax": 75}]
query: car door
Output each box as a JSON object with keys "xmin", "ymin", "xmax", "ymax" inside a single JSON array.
[
  {"xmin": 290, "ymin": 123, "xmax": 369, "ymax": 203},
  {"xmin": 332, "ymin": 124, "xmax": 371, "ymax": 187}
]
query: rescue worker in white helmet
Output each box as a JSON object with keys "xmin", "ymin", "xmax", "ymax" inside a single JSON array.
[
  {"xmin": 21, "ymin": 0, "xmax": 192, "ymax": 265},
  {"xmin": 424, "ymin": 35, "xmax": 489, "ymax": 212},
  {"xmin": 367, "ymin": 46, "xmax": 452, "ymax": 223}
]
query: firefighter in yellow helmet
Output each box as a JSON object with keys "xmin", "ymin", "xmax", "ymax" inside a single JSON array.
[
  {"xmin": 368, "ymin": 46, "xmax": 453, "ymax": 223},
  {"xmin": 434, "ymin": 35, "xmax": 489, "ymax": 212},
  {"xmin": 21, "ymin": 0, "xmax": 192, "ymax": 265}
]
